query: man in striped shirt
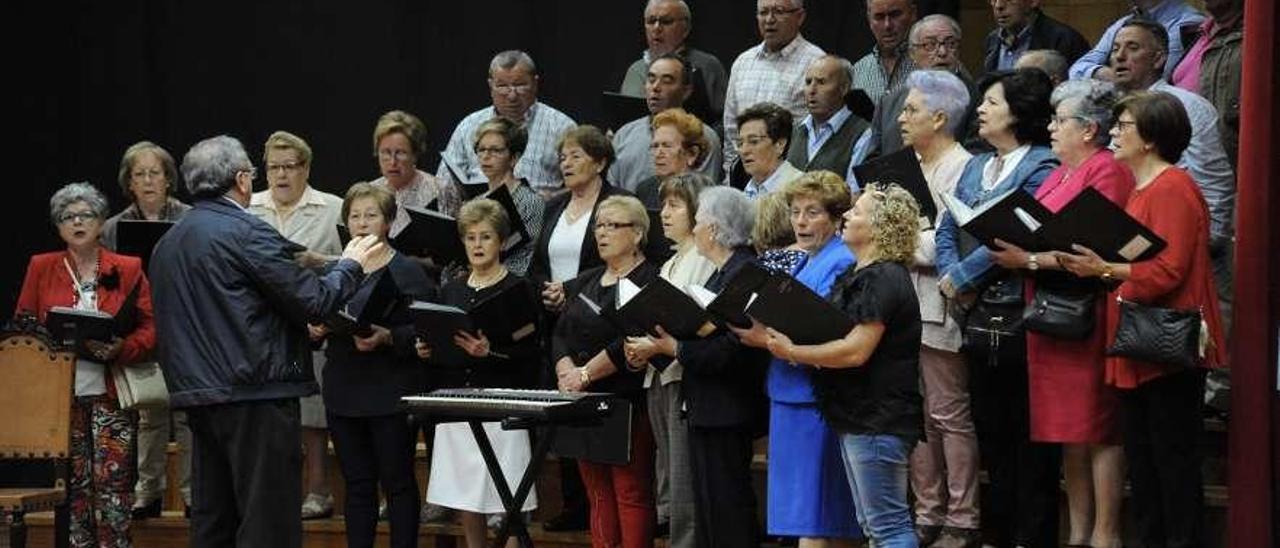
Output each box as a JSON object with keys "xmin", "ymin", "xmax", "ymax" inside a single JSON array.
[
  {"xmin": 722, "ymin": 0, "xmax": 825, "ymax": 177},
  {"xmin": 437, "ymin": 50, "xmax": 576, "ymax": 196},
  {"xmin": 851, "ymin": 0, "xmax": 918, "ymax": 102}
]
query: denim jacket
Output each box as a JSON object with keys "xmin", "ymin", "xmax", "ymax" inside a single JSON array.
[{"xmin": 935, "ymin": 146, "xmax": 1058, "ymax": 294}]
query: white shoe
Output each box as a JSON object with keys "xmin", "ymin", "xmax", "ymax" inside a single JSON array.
[{"xmin": 301, "ymin": 493, "xmax": 334, "ymax": 520}]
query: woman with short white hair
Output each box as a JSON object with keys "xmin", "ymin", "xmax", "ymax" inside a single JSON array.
[{"xmin": 895, "ymin": 69, "xmax": 981, "ymax": 545}]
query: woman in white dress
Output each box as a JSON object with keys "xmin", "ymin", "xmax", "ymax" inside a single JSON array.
[{"xmin": 416, "ymin": 199, "xmax": 542, "ymax": 548}]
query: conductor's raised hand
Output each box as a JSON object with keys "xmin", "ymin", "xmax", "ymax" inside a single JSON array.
[{"xmin": 342, "ymin": 235, "xmax": 393, "ymax": 274}]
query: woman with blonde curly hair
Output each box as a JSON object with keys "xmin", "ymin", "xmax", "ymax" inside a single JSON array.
[{"xmin": 760, "ymin": 184, "xmax": 925, "ymax": 548}]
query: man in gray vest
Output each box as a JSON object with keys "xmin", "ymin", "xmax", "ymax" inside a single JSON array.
[{"xmin": 786, "ymin": 55, "xmax": 870, "ymax": 182}]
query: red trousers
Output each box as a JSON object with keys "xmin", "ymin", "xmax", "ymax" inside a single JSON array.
[{"xmin": 577, "ymin": 410, "xmax": 656, "ymax": 548}]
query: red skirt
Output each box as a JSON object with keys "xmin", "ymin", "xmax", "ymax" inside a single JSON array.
[{"xmin": 1026, "ymin": 287, "xmax": 1122, "ymax": 445}]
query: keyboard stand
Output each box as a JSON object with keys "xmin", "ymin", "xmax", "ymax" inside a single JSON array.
[{"xmin": 465, "ymin": 417, "xmax": 559, "ymax": 548}]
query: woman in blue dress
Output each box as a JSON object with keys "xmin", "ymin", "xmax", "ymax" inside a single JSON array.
[{"xmin": 734, "ymin": 170, "xmax": 862, "ymax": 545}]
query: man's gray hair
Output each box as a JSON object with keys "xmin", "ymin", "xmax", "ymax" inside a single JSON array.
[
  {"xmin": 647, "ymin": 0, "xmax": 692, "ymax": 21},
  {"xmin": 1016, "ymin": 49, "xmax": 1069, "ymax": 86},
  {"xmin": 1051, "ymin": 78, "xmax": 1121, "ymax": 147},
  {"xmin": 695, "ymin": 186, "xmax": 756, "ymax": 249},
  {"xmin": 182, "ymin": 135, "xmax": 252, "ymax": 199},
  {"xmin": 489, "ymin": 50, "xmax": 538, "ymax": 77},
  {"xmin": 810, "ymin": 55, "xmax": 854, "ymax": 92},
  {"xmin": 909, "ymin": 14, "xmax": 961, "ymax": 44},
  {"xmin": 49, "ymin": 182, "xmax": 109, "ymax": 224},
  {"xmin": 758, "ymin": 0, "xmax": 804, "ymax": 8},
  {"xmin": 906, "ymin": 70, "xmax": 970, "ymax": 137}
]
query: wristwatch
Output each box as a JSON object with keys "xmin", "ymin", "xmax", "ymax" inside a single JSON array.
[
  {"xmin": 1026, "ymin": 253, "xmax": 1040, "ymax": 271},
  {"xmin": 578, "ymin": 367, "xmax": 591, "ymax": 386}
]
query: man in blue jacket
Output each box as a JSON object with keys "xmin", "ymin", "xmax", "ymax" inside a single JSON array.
[{"xmin": 150, "ymin": 135, "xmax": 390, "ymax": 548}]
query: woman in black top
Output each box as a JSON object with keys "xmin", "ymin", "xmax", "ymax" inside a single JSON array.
[
  {"xmin": 552, "ymin": 195, "xmax": 659, "ymax": 548},
  {"xmin": 320, "ymin": 183, "xmax": 436, "ymax": 548},
  {"xmin": 761, "ymin": 185, "xmax": 924, "ymax": 548},
  {"xmin": 624, "ymin": 186, "xmax": 769, "ymax": 547},
  {"xmin": 415, "ymin": 198, "xmax": 542, "ymax": 548}
]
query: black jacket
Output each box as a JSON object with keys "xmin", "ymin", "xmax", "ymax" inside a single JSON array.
[
  {"xmin": 676, "ymin": 248, "xmax": 769, "ymax": 430},
  {"xmin": 150, "ymin": 198, "xmax": 364, "ymax": 408},
  {"xmin": 528, "ymin": 182, "xmax": 633, "ymax": 288},
  {"xmin": 982, "ymin": 10, "xmax": 1090, "ymax": 75}
]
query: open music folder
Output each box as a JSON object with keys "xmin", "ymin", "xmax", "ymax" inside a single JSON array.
[
  {"xmin": 324, "ymin": 269, "xmax": 400, "ymax": 337},
  {"xmin": 611, "ymin": 278, "xmax": 717, "ymax": 340},
  {"xmin": 410, "ymin": 279, "xmax": 540, "ymax": 363},
  {"xmin": 1035, "ymin": 187, "xmax": 1166, "ymax": 262},
  {"xmin": 744, "ymin": 273, "xmax": 856, "ymax": 345},
  {"xmin": 390, "ymin": 206, "xmax": 466, "ymax": 264},
  {"xmin": 940, "ymin": 186, "xmax": 1052, "ymax": 252}
]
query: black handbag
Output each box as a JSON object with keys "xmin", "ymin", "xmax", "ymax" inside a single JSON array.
[
  {"xmin": 1023, "ymin": 283, "xmax": 1097, "ymax": 340},
  {"xmin": 962, "ymin": 275, "xmax": 1025, "ymax": 360},
  {"xmin": 1106, "ymin": 297, "xmax": 1203, "ymax": 369}
]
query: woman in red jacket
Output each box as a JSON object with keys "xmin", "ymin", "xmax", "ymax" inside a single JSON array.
[
  {"xmin": 15, "ymin": 182, "xmax": 156, "ymax": 547},
  {"xmin": 1057, "ymin": 91, "xmax": 1226, "ymax": 548}
]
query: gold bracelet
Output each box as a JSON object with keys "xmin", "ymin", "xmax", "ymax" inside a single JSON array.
[{"xmin": 1100, "ymin": 263, "xmax": 1115, "ymax": 281}]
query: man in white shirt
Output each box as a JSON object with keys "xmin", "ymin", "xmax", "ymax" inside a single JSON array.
[
  {"xmin": 722, "ymin": 0, "xmax": 825, "ymax": 176},
  {"xmin": 437, "ymin": 50, "xmax": 576, "ymax": 195}
]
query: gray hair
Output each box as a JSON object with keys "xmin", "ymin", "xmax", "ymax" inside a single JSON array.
[
  {"xmin": 182, "ymin": 135, "xmax": 253, "ymax": 199},
  {"xmin": 49, "ymin": 182, "xmax": 109, "ymax": 224},
  {"xmin": 906, "ymin": 70, "xmax": 970, "ymax": 137},
  {"xmin": 647, "ymin": 0, "xmax": 692, "ymax": 21},
  {"xmin": 909, "ymin": 14, "xmax": 961, "ymax": 44},
  {"xmin": 758, "ymin": 0, "xmax": 804, "ymax": 8},
  {"xmin": 489, "ymin": 50, "xmax": 538, "ymax": 77},
  {"xmin": 1017, "ymin": 49, "xmax": 1069, "ymax": 86},
  {"xmin": 695, "ymin": 186, "xmax": 756, "ymax": 249},
  {"xmin": 810, "ymin": 54, "xmax": 854, "ymax": 92},
  {"xmin": 1051, "ymin": 79, "xmax": 1121, "ymax": 147}
]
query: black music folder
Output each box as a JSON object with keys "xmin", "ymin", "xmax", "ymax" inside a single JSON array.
[
  {"xmin": 744, "ymin": 274, "xmax": 856, "ymax": 345},
  {"xmin": 325, "ymin": 270, "xmax": 400, "ymax": 337},
  {"xmin": 46, "ymin": 282, "xmax": 141, "ymax": 359},
  {"xmin": 410, "ymin": 280, "xmax": 540, "ymax": 362},
  {"xmin": 686, "ymin": 261, "xmax": 773, "ymax": 327},
  {"xmin": 844, "ymin": 88, "xmax": 876, "ymax": 121},
  {"xmin": 440, "ymin": 152, "xmax": 490, "ymax": 199},
  {"xmin": 480, "ymin": 184, "xmax": 532, "ymax": 258},
  {"xmin": 940, "ymin": 186, "xmax": 1052, "ymax": 252},
  {"xmin": 116, "ymin": 220, "xmax": 174, "ymax": 270},
  {"xmin": 612, "ymin": 278, "xmax": 717, "ymax": 339},
  {"xmin": 550, "ymin": 397, "xmax": 634, "ymax": 465},
  {"xmin": 1036, "ymin": 187, "xmax": 1166, "ymax": 262},
  {"xmin": 390, "ymin": 206, "xmax": 466, "ymax": 264},
  {"xmin": 602, "ymin": 91, "xmax": 648, "ymax": 131},
  {"xmin": 852, "ymin": 148, "xmax": 937, "ymax": 222}
]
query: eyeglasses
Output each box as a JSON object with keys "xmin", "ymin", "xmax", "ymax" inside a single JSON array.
[
  {"xmin": 644, "ymin": 15, "xmax": 686, "ymax": 27},
  {"xmin": 266, "ymin": 161, "xmax": 304, "ymax": 174},
  {"xmin": 476, "ymin": 146, "xmax": 509, "ymax": 156},
  {"xmin": 594, "ymin": 221, "xmax": 636, "ymax": 232},
  {"xmin": 733, "ymin": 136, "xmax": 771, "ymax": 148},
  {"xmin": 912, "ymin": 38, "xmax": 960, "ymax": 52},
  {"xmin": 57, "ymin": 211, "xmax": 99, "ymax": 224},
  {"xmin": 757, "ymin": 6, "xmax": 801, "ymax": 18},
  {"xmin": 131, "ymin": 168, "xmax": 164, "ymax": 181},
  {"xmin": 377, "ymin": 150, "xmax": 412, "ymax": 162},
  {"xmin": 237, "ymin": 167, "xmax": 257, "ymax": 181},
  {"xmin": 1114, "ymin": 120, "xmax": 1138, "ymax": 132},
  {"xmin": 491, "ymin": 83, "xmax": 533, "ymax": 95}
]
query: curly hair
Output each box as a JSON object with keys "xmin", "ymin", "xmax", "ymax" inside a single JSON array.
[
  {"xmin": 860, "ymin": 183, "xmax": 920, "ymax": 265},
  {"xmin": 751, "ymin": 191, "xmax": 795, "ymax": 251},
  {"xmin": 782, "ymin": 170, "xmax": 852, "ymax": 219}
]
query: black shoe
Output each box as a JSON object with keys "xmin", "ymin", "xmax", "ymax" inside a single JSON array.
[
  {"xmin": 542, "ymin": 509, "xmax": 587, "ymax": 531},
  {"xmin": 131, "ymin": 499, "xmax": 162, "ymax": 520},
  {"xmin": 184, "ymin": 504, "xmax": 191, "ymax": 519}
]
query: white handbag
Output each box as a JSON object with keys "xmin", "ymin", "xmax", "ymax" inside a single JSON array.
[{"xmin": 111, "ymin": 361, "xmax": 169, "ymax": 409}]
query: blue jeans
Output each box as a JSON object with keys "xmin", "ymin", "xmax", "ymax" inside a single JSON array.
[{"xmin": 838, "ymin": 434, "xmax": 918, "ymax": 548}]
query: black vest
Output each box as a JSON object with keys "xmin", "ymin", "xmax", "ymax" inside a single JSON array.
[{"xmin": 786, "ymin": 113, "xmax": 870, "ymax": 176}]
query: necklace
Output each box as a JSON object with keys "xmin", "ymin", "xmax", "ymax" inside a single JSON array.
[
  {"xmin": 605, "ymin": 255, "xmax": 643, "ymax": 281},
  {"xmin": 468, "ymin": 266, "xmax": 508, "ymax": 289}
]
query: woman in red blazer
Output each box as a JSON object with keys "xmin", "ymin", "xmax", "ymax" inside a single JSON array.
[{"xmin": 14, "ymin": 182, "xmax": 155, "ymax": 547}]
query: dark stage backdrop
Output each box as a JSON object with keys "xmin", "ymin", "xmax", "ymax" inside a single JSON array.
[{"xmin": 5, "ymin": 0, "xmax": 956, "ymax": 316}]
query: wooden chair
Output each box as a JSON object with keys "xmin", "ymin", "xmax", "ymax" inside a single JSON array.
[{"xmin": 0, "ymin": 321, "xmax": 74, "ymax": 548}]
